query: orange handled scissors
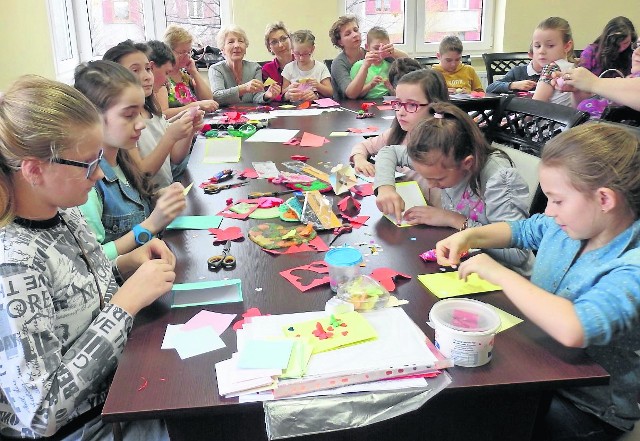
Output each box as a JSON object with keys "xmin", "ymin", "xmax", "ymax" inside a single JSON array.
[{"xmin": 207, "ymin": 240, "xmax": 237, "ymax": 271}]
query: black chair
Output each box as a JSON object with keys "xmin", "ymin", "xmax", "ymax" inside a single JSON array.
[
  {"xmin": 324, "ymin": 59, "xmax": 333, "ymax": 71},
  {"xmin": 482, "ymin": 52, "xmax": 530, "ymax": 85},
  {"xmin": 415, "ymin": 55, "xmax": 471, "ymax": 68},
  {"xmin": 601, "ymin": 105, "xmax": 640, "ymax": 126},
  {"xmin": 452, "ymin": 95, "xmax": 506, "ymax": 142}
]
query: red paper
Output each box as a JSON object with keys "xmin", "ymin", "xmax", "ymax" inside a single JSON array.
[
  {"xmin": 217, "ymin": 202, "xmax": 259, "ymax": 220},
  {"xmin": 291, "ymin": 154, "xmax": 309, "ymax": 161},
  {"xmin": 280, "ymin": 261, "xmax": 331, "ymax": 292},
  {"xmin": 300, "ymin": 132, "xmax": 330, "ymax": 147},
  {"xmin": 283, "ymin": 138, "xmax": 301, "ymax": 146},
  {"xmin": 347, "ymin": 126, "xmax": 379, "ymax": 134},
  {"xmin": 256, "ymin": 197, "xmax": 283, "ymax": 208},
  {"xmin": 370, "ymin": 267, "xmax": 412, "ymax": 291},
  {"xmin": 208, "ymin": 226, "xmax": 243, "ymax": 242},
  {"xmin": 341, "ymin": 215, "xmax": 369, "ymax": 228},
  {"xmin": 361, "ymin": 102, "xmax": 376, "ymax": 111},
  {"xmin": 351, "ymin": 183, "xmax": 374, "ymax": 197},
  {"xmin": 337, "ymin": 196, "xmax": 361, "ymax": 214},
  {"xmin": 232, "ymin": 307, "xmax": 266, "ymax": 331},
  {"xmin": 239, "ymin": 168, "xmax": 259, "ymax": 179},
  {"xmin": 297, "ymin": 101, "xmax": 311, "ymax": 109}
]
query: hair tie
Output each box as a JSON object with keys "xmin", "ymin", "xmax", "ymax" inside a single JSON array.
[{"xmin": 433, "ymin": 112, "xmax": 444, "ymax": 119}]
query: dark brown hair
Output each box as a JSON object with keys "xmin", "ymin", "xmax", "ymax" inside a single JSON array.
[
  {"xmin": 589, "ymin": 16, "xmax": 637, "ymax": 76},
  {"xmin": 329, "ymin": 15, "xmax": 358, "ymax": 48}
]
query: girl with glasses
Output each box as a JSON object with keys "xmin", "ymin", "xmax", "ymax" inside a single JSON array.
[
  {"xmin": 350, "ymin": 69, "xmax": 448, "ymax": 188},
  {"xmin": 282, "ymin": 29, "xmax": 333, "ymax": 99},
  {"xmin": 0, "ymin": 75, "xmax": 173, "ymax": 439},
  {"xmin": 579, "ymin": 16, "xmax": 637, "ymax": 77},
  {"xmin": 375, "ymin": 102, "xmax": 534, "ymax": 275},
  {"xmin": 75, "ymin": 60, "xmax": 187, "ymax": 262}
]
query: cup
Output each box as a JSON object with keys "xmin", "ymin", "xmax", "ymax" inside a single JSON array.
[{"xmin": 324, "ymin": 246, "xmax": 363, "ymax": 292}]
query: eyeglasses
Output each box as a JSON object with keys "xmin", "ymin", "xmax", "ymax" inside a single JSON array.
[
  {"xmin": 293, "ymin": 51, "xmax": 312, "ymax": 58},
  {"xmin": 173, "ymin": 49, "xmax": 191, "ymax": 56},
  {"xmin": 390, "ymin": 100, "xmax": 429, "ymax": 113},
  {"xmin": 51, "ymin": 149, "xmax": 103, "ymax": 179},
  {"xmin": 269, "ymin": 35, "xmax": 289, "ymax": 47}
]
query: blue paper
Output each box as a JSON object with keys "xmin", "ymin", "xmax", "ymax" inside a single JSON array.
[
  {"xmin": 172, "ymin": 279, "xmax": 242, "ymax": 308},
  {"xmin": 237, "ymin": 339, "xmax": 294, "ymax": 369},
  {"xmin": 166, "ymin": 215, "xmax": 223, "ymax": 230}
]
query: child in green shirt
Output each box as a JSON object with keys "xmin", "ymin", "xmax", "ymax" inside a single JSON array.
[{"xmin": 349, "ymin": 26, "xmax": 395, "ymax": 98}]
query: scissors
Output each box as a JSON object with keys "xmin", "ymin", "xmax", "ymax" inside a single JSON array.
[
  {"xmin": 207, "ymin": 241, "xmax": 236, "ymax": 271},
  {"xmin": 328, "ymin": 223, "xmax": 353, "ymax": 246},
  {"xmin": 203, "ymin": 182, "xmax": 248, "ymax": 194}
]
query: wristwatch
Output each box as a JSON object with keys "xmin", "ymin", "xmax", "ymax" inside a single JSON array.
[{"xmin": 132, "ymin": 224, "xmax": 153, "ymax": 245}]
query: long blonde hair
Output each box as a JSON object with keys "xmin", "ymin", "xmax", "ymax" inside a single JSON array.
[{"xmin": 0, "ymin": 76, "xmax": 101, "ymax": 226}]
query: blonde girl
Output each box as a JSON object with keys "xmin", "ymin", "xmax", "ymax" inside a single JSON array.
[{"xmin": 282, "ymin": 29, "xmax": 333, "ymax": 99}]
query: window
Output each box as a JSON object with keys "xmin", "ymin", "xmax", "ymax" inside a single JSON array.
[
  {"xmin": 343, "ymin": 0, "xmax": 494, "ymax": 55},
  {"xmin": 47, "ymin": 0, "xmax": 229, "ymax": 82}
]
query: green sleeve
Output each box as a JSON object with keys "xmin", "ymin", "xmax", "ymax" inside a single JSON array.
[{"xmin": 79, "ymin": 188, "xmax": 118, "ymax": 260}]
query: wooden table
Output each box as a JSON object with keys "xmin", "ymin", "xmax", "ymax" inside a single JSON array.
[{"xmin": 102, "ymin": 101, "xmax": 608, "ymax": 441}]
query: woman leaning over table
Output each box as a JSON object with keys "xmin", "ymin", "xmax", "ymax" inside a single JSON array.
[
  {"xmin": 208, "ymin": 24, "xmax": 282, "ymax": 105},
  {"xmin": 159, "ymin": 24, "xmax": 219, "ymax": 118},
  {"xmin": 0, "ymin": 75, "xmax": 174, "ymax": 440},
  {"xmin": 329, "ymin": 14, "xmax": 408, "ymax": 100}
]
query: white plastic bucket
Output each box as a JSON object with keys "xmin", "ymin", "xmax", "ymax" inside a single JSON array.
[{"xmin": 428, "ymin": 298, "xmax": 501, "ymax": 367}]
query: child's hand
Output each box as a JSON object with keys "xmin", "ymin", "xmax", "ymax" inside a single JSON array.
[
  {"xmin": 287, "ymin": 87, "xmax": 316, "ymax": 102},
  {"xmin": 369, "ymin": 75, "xmax": 384, "ymax": 87},
  {"xmin": 378, "ymin": 42, "xmax": 395, "ymax": 59},
  {"xmin": 191, "ymin": 108, "xmax": 205, "ymax": 132},
  {"xmin": 435, "ymin": 231, "xmax": 471, "ymax": 267},
  {"xmin": 353, "ymin": 154, "xmax": 375, "ymax": 176},
  {"xmin": 306, "ymin": 79, "xmax": 320, "ymax": 89},
  {"xmin": 510, "ymin": 80, "xmax": 537, "ymax": 91},
  {"xmin": 458, "ymin": 254, "xmax": 505, "ymax": 286},
  {"xmin": 265, "ymin": 83, "xmax": 282, "ymax": 99},
  {"xmin": 383, "ymin": 78, "xmax": 394, "ymax": 93},
  {"xmin": 403, "ymin": 206, "xmax": 465, "ymax": 228},
  {"xmin": 363, "ymin": 51, "xmax": 381, "ymax": 67},
  {"xmin": 117, "ymin": 238, "xmax": 176, "ymax": 276},
  {"xmin": 166, "ymin": 111, "xmax": 195, "ymax": 142},
  {"xmin": 375, "ymin": 186, "xmax": 405, "ymax": 224},
  {"xmin": 196, "ymin": 100, "xmax": 219, "ymax": 113},
  {"xmin": 147, "ymin": 182, "xmax": 187, "ymax": 232}
]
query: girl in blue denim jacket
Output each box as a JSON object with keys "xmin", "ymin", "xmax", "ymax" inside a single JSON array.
[
  {"xmin": 75, "ymin": 60, "xmax": 186, "ymax": 261},
  {"xmin": 437, "ymin": 123, "xmax": 640, "ymax": 440}
]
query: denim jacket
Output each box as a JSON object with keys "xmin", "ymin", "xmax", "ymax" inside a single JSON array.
[{"xmin": 94, "ymin": 159, "xmax": 151, "ymax": 244}]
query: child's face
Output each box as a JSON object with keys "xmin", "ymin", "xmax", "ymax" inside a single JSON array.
[
  {"xmin": 532, "ymin": 28, "xmax": 572, "ymax": 67},
  {"xmin": 102, "ymin": 85, "xmax": 146, "ymax": 150},
  {"xmin": 222, "ymin": 33, "xmax": 247, "ymax": 62},
  {"xmin": 119, "ymin": 51, "xmax": 154, "ymax": 97},
  {"xmin": 367, "ymin": 37, "xmax": 390, "ymax": 64},
  {"xmin": 338, "ymin": 21, "xmax": 362, "ymax": 50},
  {"xmin": 394, "ymin": 83, "xmax": 430, "ymax": 132},
  {"xmin": 293, "ymin": 42, "xmax": 314, "ymax": 61},
  {"xmin": 437, "ymin": 51, "xmax": 462, "ymax": 74},
  {"xmin": 412, "ymin": 151, "xmax": 474, "ymax": 189},
  {"xmin": 618, "ymin": 35, "xmax": 632, "ymax": 53},
  {"xmin": 151, "ymin": 61, "xmax": 173, "ymax": 91},
  {"xmin": 540, "ymin": 165, "xmax": 602, "ymax": 240}
]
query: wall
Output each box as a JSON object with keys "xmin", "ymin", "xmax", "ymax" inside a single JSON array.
[
  {"xmin": 0, "ymin": 0, "xmax": 56, "ymax": 90},
  {"xmin": 2, "ymin": 1, "xmax": 640, "ymax": 90}
]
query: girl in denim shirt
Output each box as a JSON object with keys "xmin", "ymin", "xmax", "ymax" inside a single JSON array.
[
  {"xmin": 437, "ymin": 123, "xmax": 640, "ymax": 440},
  {"xmin": 75, "ymin": 61, "xmax": 186, "ymax": 261}
]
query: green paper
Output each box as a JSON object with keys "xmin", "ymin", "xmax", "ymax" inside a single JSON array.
[
  {"xmin": 249, "ymin": 207, "xmax": 281, "ymax": 219},
  {"xmin": 281, "ymin": 339, "xmax": 313, "ymax": 379},
  {"xmin": 417, "ymin": 272, "xmax": 501, "ymax": 299},
  {"xmin": 166, "ymin": 215, "xmax": 223, "ymax": 230},
  {"xmin": 171, "ymin": 279, "xmax": 242, "ymax": 307}
]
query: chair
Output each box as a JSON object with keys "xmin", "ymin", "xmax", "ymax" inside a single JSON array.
[
  {"xmin": 495, "ymin": 145, "xmax": 544, "ymax": 214},
  {"xmin": 452, "ymin": 95, "xmax": 506, "ymax": 142},
  {"xmin": 414, "ymin": 55, "xmax": 471, "ymax": 68},
  {"xmin": 482, "ymin": 52, "xmax": 530, "ymax": 85},
  {"xmin": 601, "ymin": 105, "xmax": 640, "ymax": 126},
  {"xmin": 490, "ymin": 96, "xmax": 590, "ymax": 156},
  {"xmin": 324, "ymin": 59, "xmax": 333, "ymax": 71}
]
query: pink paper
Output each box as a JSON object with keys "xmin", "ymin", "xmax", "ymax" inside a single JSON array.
[
  {"xmin": 376, "ymin": 105, "xmax": 393, "ymax": 111},
  {"xmin": 300, "ymin": 132, "xmax": 330, "ymax": 147},
  {"xmin": 452, "ymin": 309, "xmax": 479, "ymax": 329},
  {"xmin": 239, "ymin": 168, "xmax": 259, "ymax": 179},
  {"xmin": 182, "ymin": 310, "xmax": 237, "ymax": 335},
  {"xmin": 314, "ymin": 97, "xmax": 341, "ymax": 108},
  {"xmin": 347, "ymin": 126, "xmax": 379, "ymax": 134}
]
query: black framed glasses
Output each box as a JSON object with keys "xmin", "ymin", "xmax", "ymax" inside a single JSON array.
[
  {"xmin": 390, "ymin": 100, "xmax": 429, "ymax": 113},
  {"xmin": 51, "ymin": 149, "xmax": 103, "ymax": 179},
  {"xmin": 269, "ymin": 35, "xmax": 289, "ymax": 47}
]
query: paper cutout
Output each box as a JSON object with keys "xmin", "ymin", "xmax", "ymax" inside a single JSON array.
[
  {"xmin": 264, "ymin": 235, "xmax": 329, "ymax": 255},
  {"xmin": 329, "ymin": 131, "xmax": 350, "ymax": 137},
  {"xmin": 290, "ymin": 154, "xmax": 309, "ymax": 161},
  {"xmin": 314, "ymin": 97, "xmax": 341, "ymax": 108},
  {"xmin": 377, "ymin": 105, "xmax": 393, "ymax": 111},
  {"xmin": 384, "ymin": 181, "xmax": 428, "ymax": 227},
  {"xmin": 492, "ymin": 306, "xmax": 524, "ymax": 333},
  {"xmin": 351, "ymin": 183, "xmax": 374, "ymax": 197},
  {"xmin": 182, "ymin": 310, "xmax": 237, "ymax": 335},
  {"xmin": 233, "ymin": 307, "xmax": 266, "ymax": 331},
  {"xmin": 417, "ymin": 272, "xmax": 501, "ymax": 299},
  {"xmin": 283, "ymin": 311, "xmax": 378, "ymax": 354},
  {"xmin": 239, "ymin": 168, "xmax": 259, "ymax": 179},
  {"xmin": 329, "ymin": 164, "xmax": 358, "ymax": 195},
  {"xmin": 256, "ymin": 197, "xmax": 283, "ymax": 208},
  {"xmin": 347, "ymin": 126, "xmax": 379, "ymax": 134},
  {"xmin": 183, "ymin": 182, "xmax": 194, "ymax": 195},
  {"xmin": 263, "ymin": 77, "xmax": 277, "ymax": 87},
  {"xmin": 300, "ymin": 132, "xmax": 330, "ymax": 147},
  {"xmin": 252, "ymin": 161, "xmax": 280, "ymax": 178},
  {"xmin": 283, "ymin": 137, "xmax": 301, "ymax": 146},
  {"xmin": 280, "ymin": 261, "xmax": 331, "ymax": 292},
  {"xmin": 370, "ymin": 268, "xmax": 412, "ymax": 292},
  {"xmin": 172, "ymin": 279, "xmax": 243, "ymax": 307},
  {"xmin": 166, "ymin": 215, "xmax": 223, "ymax": 230},
  {"xmin": 208, "ymin": 226, "xmax": 243, "ymax": 242},
  {"xmin": 218, "ymin": 202, "xmax": 259, "ymax": 220},
  {"xmin": 337, "ymin": 195, "xmax": 361, "ymax": 214},
  {"xmin": 237, "ymin": 339, "xmax": 295, "ymax": 369},
  {"xmin": 297, "ymin": 101, "xmax": 311, "ymax": 109},
  {"xmin": 203, "ymin": 137, "xmax": 242, "ymax": 163},
  {"xmin": 341, "ymin": 214, "xmax": 369, "ymax": 228}
]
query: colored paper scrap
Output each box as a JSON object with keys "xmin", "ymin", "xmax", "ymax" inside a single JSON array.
[
  {"xmin": 203, "ymin": 137, "xmax": 241, "ymax": 163},
  {"xmin": 233, "ymin": 307, "xmax": 267, "ymax": 331},
  {"xmin": 337, "ymin": 195, "xmax": 361, "ymax": 214},
  {"xmin": 172, "ymin": 279, "xmax": 243, "ymax": 307},
  {"xmin": 341, "ymin": 214, "xmax": 369, "ymax": 228},
  {"xmin": 370, "ymin": 268, "xmax": 412, "ymax": 292},
  {"xmin": 239, "ymin": 168, "xmax": 259, "ymax": 179},
  {"xmin": 245, "ymin": 129, "xmax": 299, "ymax": 143},
  {"xmin": 282, "ymin": 311, "xmax": 378, "ymax": 354},
  {"xmin": 263, "ymin": 77, "xmax": 276, "ymax": 87},
  {"xmin": 452, "ymin": 309, "xmax": 479, "ymax": 329},
  {"xmin": 161, "ymin": 324, "xmax": 183, "ymax": 349},
  {"xmin": 351, "ymin": 183, "xmax": 374, "ymax": 197},
  {"xmin": 281, "ymin": 339, "xmax": 313, "ymax": 379},
  {"xmin": 280, "ymin": 261, "xmax": 331, "ymax": 292},
  {"xmin": 347, "ymin": 126, "xmax": 379, "ymax": 134},
  {"xmin": 279, "ymin": 104, "xmax": 296, "ymax": 109},
  {"xmin": 314, "ymin": 97, "xmax": 341, "ymax": 108},
  {"xmin": 492, "ymin": 306, "xmax": 524, "ymax": 333},
  {"xmin": 182, "ymin": 310, "xmax": 237, "ymax": 335},
  {"xmin": 174, "ymin": 326, "xmax": 226, "ymax": 359},
  {"xmin": 208, "ymin": 226, "xmax": 243, "ymax": 242},
  {"xmin": 417, "ymin": 272, "xmax": 501, "ymax": 299},
  {"xmin": 237, "ymin": 339, "xmax": 295, "ymax": 369},
  {"xmin": 300, "ymin": 132, "xmax": 330, "ymax": 147},
  {"xmin": 166, "ymin": 215, "xmax": 223, "ymax": 230},
  {"xmin": 182, "ymin": 182, "xmax": 194, "ymax": 195},
  {"xmin": 377, "ymin": 104, "xmax": 393, "ymax": 111},
  {"xmin": 384, "ymin": 181, "xmax": 428, "ymax": 227},
  {"xmin": 329, "ymin": 131, "xmax": 350, "ymax": 137}
]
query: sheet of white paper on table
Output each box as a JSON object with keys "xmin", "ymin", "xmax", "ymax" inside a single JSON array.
[
  {"xmin": 215, "ymin": 357, "xmax": 279, "ymax": 396},
  {"xmin": 269, "ymin": 109, "xmax": 325, "ymax": 117},
  {"xmin": 173, "ymin": 326, "xmax": 226, "ymax": 359},
  {"xmin": 245, "ymin": 128, "xmax": 299, "ymax": 143},
  {"xmin": 252, "ymin": 161, "xmax": 280, "ymax": 178},
  {"xmin": 244, "ymin": 112, "xmax": 278, "ymax": 120},
  {"xmin": 356, "ymin": 171, "xmax": 404, "ymax": 184},
  {"xmin": 384, "ymin": 181, "xmax": 428, "ymax": 227},
  {"xmin": 229, "ymin": 353, "xmax": 283, "ymax": 382},
  {"xmin": 202, "ymin": 137, "xmax": 241, "ymax": 163},
  {"xmin": 161, "ymin": 324, "xmax": 183, "ymax": 349}
]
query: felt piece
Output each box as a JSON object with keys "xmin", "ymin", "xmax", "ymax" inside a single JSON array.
[
  {"xmin": 279, "ymin": 261, "xmax": 331, "ymax": 292},
  {"xmin": 208, "ymin": 226, "xmax": 243, "ymax": 242},
  {"xmin": 248, "ymin": 223, "xmax": 318, "ymax": 249},
  {"xmin": 370, "ymin": 268, "xmax": 412, "ymax": 292}
]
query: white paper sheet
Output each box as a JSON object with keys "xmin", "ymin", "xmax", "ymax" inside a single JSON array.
[
  {"xmin": 384, "ymin": 181, "xmax": 428, "ymax": 226},
  {"xmin": 244, "ymin": 129, "xmax": 299, "ymax": 143}
]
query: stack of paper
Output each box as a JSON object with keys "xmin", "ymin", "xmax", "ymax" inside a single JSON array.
[{"xmin": 162, "ymin": 310, "xmax": 236, "ymax": 359}]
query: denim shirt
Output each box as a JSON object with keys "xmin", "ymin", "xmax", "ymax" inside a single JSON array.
[
  {"xmin": 509, "ymin": 214, "xmax": 640, "ymax": 430},
  {"xmin": 95, "ymin": 159, "xmax": 151, "ymax": 244}
]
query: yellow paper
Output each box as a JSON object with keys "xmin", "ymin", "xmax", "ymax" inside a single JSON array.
[
  {"xmin": 491, "ymin": 305, "xmax": 523, "ymax": 333},
  {"xmin": 282, "ymin": 311, "xmax": 377, "ymax": 354},
  {"xmin": 279, "ymin": 104, "xmax": 296, "ymax": 109},
  {"xmin": 203, "ymin": 137, "xmax": 241, "ymax": 163},
  {"xmin": 182, "ymin": 182, "xmax": 194, "ymax": 196},
  {"xmin": 417, "ymin": 272, "xmax": 501, "ymax": 299},
  {"xmin": 386, "ymin": 295, "xmax": 409, "ymax": 307},
  {"xmin": 263, "ymin": 77, "xmax": 277, "ymax": 87},
  {"xmin": 384, "ymin": 181, "xmax": 428, "ymax": 227}
]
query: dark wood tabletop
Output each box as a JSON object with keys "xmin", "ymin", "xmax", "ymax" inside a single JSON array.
[{"xmin": 102, "ymin": 100, "xmax": 608, "ymax": 441}]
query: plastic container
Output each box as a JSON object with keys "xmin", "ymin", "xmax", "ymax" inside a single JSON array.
[
  {"xmin": 337, "ymin": 275, "xmax": 390, "ymax": 311},
  {"xmin": 428, "ymin": 298, "xmax": 501, "ymax": 367},
  {"xmin": 324, "ymin": 246, "xmax": 363, "ymax": 292}
]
